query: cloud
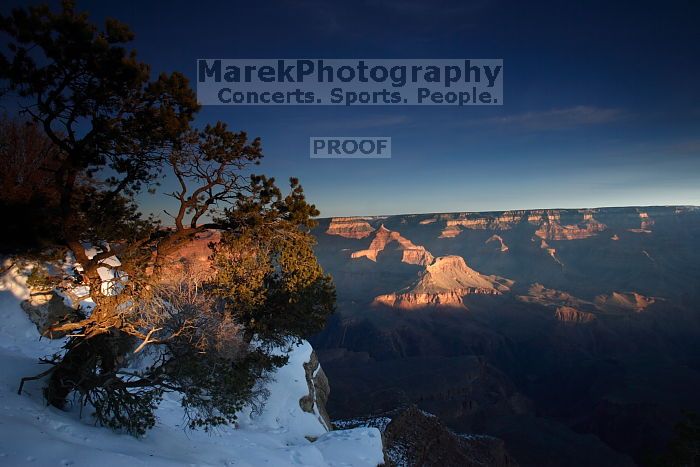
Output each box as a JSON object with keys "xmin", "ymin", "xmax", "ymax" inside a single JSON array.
[{"xmin": 463, "ymin": 106, "xmax": 627, "ymax": 130}]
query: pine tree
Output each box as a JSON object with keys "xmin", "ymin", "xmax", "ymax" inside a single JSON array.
[{"xmin": 3, "ymin": 1, "xmax": 335, "ymax": 435}]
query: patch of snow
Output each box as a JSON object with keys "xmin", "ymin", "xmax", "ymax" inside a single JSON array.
[
  {"xmin": 334, "ymin": 416, "xmax": 392, "ymax": 433},
  {"xmin": 0, "ymin": 264, "xmax": 64, "ymax": 359},
  {"xmin": 0, "ymin": 264, "xmax": 384, "ymax": 466},
  {"xmin": 237, "ymin": 340, "xmax": 329, "ymax": 442},
  {"xmin": 80, "ymin": 244, "xmax": 124, "ymax": 296},
  {"xmin": 386, "ymin": 443, "xmax": 409, "ymax": 467}
]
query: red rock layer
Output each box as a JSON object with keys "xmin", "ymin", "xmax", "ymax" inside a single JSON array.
[
  {"xmin": 534, "ymin": 211, "xmax": 606, "ymax": 240},
  {"xmin": 352, "ymin": 225, "xmax": 433, "ymax": 266},
  {"xmin": 439, "ymin": 225, "xmax": 462, "ymax": 238},
  {"xmin": 439, "ymin": 211, "xmax": 525, "ymax": 238},
  {"xmin": 527, "ymin": 210, "xmax": 560, "ymax": 224},
  {"xmin": 373, "ymin": 255, "xmax": 510, "ymax": 309},
  {"xmin": 326, "ymin": 217, "xmax": 375, "ymax": 239}
]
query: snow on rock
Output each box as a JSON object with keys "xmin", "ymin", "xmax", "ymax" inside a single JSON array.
[
  {"xmin": 83, "ymin": 245, "xmax": 123, "ymax": 296},
  {"xmin": 0, "ymin": 264, "xmax": 384, "ymax": 466},
  {"xmin": 237, "ymin": 340, "xmax": 329, "ymax": 442}
]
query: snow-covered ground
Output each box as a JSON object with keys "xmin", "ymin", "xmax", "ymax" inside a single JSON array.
[{"xmin": 0, "ymin": 266, "xmax": 384, "ymax": 466}]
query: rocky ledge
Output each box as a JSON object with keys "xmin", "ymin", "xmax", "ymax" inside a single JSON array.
[{"xmin": 326, "ymin": 217, "xmax": 376, "ymax": 239}]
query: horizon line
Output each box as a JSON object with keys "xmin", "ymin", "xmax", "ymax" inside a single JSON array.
[{"xmin": 314, "ymin": 203, "xmax": 699, "ymax": 220}]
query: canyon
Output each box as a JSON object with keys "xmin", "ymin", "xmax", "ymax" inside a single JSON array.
[{"xmin": 310, "ymin": 206, "xmax": 700, "ymax": 467}]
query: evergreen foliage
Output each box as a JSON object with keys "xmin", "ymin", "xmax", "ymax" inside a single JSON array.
[{"xmin": 1, "ymin": 1, "xmax": 335, "ymax": 436}]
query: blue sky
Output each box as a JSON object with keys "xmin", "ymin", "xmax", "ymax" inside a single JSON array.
[{"xmin": 8, "ymin": 0, "xmax": 700, "ymax": 217}]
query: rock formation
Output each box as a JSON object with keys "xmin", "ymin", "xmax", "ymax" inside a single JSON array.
[
  {"xmin": 486, "ymin": 234, "xmax": 509, "ymax": 252},
  {"xmin": 373, "ymin": 255, "xmax": 511, "ymax": 309},
  {"xmin": 352, "ymin": 225, "xmax": 434, "ymax": 266},
  {"xmin": 555, "ymin": 306, "xmax": 597, "ymax": 323},
  {"xmin": 594, "ymin": 292, "xmax": 655, "ymax": 313},
  {"xmin": 326, "ymin": 217, "xmax": 375, "ymax": 239},
  {"xmin": 640, "ymin": 212, "xmax": 654, "ymax": 230},
  {"xmin": 518, "ymin": 285, "xmax": 599, "ymax": 323},
  {"xmin": 628, "ymin": 211, "xmax": 654, "ymax": 233},
  {"xmin": 518, "ymin": 283, "xmax": 592, "ymax": 309},
  {"xmin": 527, "ymin": 210, "xmax": 557, "ymax": 224},
  {"xmin": 439, "ymin": 211, "xmax": 524, "ymax": 238},
  {"xmin": 534, "ymin": 211, "xmax": 607, "ymax": 240},
  {"xmin": 538, "ymin": 238, "xmax": 563, "ymax": 266},
  {"xmin": 519, "ymin": 286, "xmax": 653, "ymax": 319},
  {"xmin": 382, "ymin": 406, "xmax": 519, "ymax": 467},
  {"xmin": 439, "ymin": 224, "xmax": 462, "ymax": 238}
]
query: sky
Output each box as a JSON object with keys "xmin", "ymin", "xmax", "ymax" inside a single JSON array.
[{"xmin": 5, "ymin": 0, "xmax": 700, "ymax": 217}]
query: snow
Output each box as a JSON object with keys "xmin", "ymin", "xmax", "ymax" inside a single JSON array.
[
  {"xmin": 333, "ymin": 417, "xmax": 392, "ymax": 433},
  {"xmin": 237, "ymin": 340, "xmax": 331, "ymax": 439},
  {"xmin": 0, "ymin": 264, "xmax": 384, "ymax": 466},
  {"xmin": 81, "ymin": 245, "xmax": 124, "ymax": 296}
]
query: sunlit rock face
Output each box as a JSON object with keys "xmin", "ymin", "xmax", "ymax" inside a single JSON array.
[
  {"xmin": 373, "ymin": 290, "xmax": 473, "ymax": 309},
  {"xmin": 594, "ymin": 292, "xmax": 655, "ymax": 313},
  {"xmin": 326, "ymin": 217, "xmax": 375, "ymax": 239},
  {"xmin": 517, "ymin": 284, "xmax": 654, "ymax": 320},
  {"xmin": 555, "ymin": 306, "xmax": 597, "ymax": 323},
  {"xmin": 534, "ymin": 210, "xmax": 607, "ymax": 240},
  {"xmin": 526, "ymin": 209, "xmax": 561, "ymax": 225},
  {"xmin": 439, "ymin": 224, "xmax": 462, "ymax": 238},
  {"xmin": 373, "ymin": 255, "xmax": 511, "ymax": 309},
  {"xmin": 486, "ymin": 234, "xmax": 509, "ymax": 252},
  {"xmin": 628, "ymin": 211, "xmax": 655, "ymax": 233},
  {"xmin": 352, "ymin": 225, "xmax": 434, "ymax": 266},
  {"xmin": 438, "ymin": 211, "xmax": 525, "ymax": 238},
  {"xmin": 538, "ymin": 238, "xmax": 563, "ymax": 266}
]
